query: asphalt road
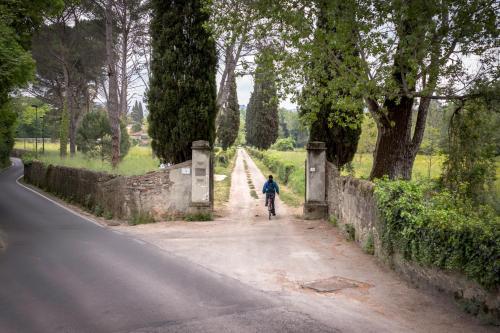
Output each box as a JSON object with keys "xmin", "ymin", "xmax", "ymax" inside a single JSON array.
[{"xmin": 0, "ymin": 159, "xmax": 336, "ymax": 333}]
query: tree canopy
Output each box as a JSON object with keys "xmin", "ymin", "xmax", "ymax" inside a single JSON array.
[
  {"xmin": 251, "ymin": 0, "xmax": 499, "ymax": 179},
  {"xmin": 148, "ymin": 0, "xmax": 217, "ymax": 164},
  {"xmin": 0, "ymin": 0, "xmax": 62, "ymax": 167},
  {"xmin": 76, "ymin": 109, "xmax": 130, "ymax": 161},
  {"xmin": 245, "ymin": 55, "xmax": 279, "ymax": 150},
  {"xmin": 217, "ymin": 74, "xmax": 240, "ymax": 150}
]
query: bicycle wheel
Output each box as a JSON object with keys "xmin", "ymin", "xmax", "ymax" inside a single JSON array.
[{"xmin": 268, "ymin": 199, "xmax": 272, "ymax": 220}]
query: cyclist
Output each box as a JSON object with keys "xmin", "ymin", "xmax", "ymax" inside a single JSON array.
[{"xmin": 262, "ymin": 175, "xmax": 280, "ymax": 216}]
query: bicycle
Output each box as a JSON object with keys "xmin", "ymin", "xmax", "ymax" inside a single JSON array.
[{"xmin": 267, "ymin": 193, "xmax": 275, "ymax": 220}]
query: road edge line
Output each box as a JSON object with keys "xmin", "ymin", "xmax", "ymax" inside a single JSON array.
[{"xmin": 15, "ymin": 175, "xmax": 104, "ymax": 228}]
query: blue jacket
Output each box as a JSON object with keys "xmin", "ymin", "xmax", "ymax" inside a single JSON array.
[{"xmin": 263, "ymin": 180, "xmax": 279, "ymax": 195}]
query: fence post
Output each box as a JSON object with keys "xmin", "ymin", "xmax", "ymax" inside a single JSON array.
[
  {"xmin": 303, "ymin": 141, "xmax": 328, "ymax": 219},
  {"xmin": 189, "ymin": 140, "xmax": 212, "ymax": 214}
]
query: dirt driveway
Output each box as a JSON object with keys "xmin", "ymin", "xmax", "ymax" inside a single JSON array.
[{"xmin": 117, "ymin": 149, "xmax": 494, "ymax": 332}]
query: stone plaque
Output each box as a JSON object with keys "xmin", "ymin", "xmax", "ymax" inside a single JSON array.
[{"xmin": 195, "ymin": 168, "xmax": 206, "ymax": 176}]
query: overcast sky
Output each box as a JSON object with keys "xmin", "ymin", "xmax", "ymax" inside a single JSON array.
[
  {"xmin": 235, "ymin": 75, "xmax": 297, "ymax": 110},
  {"xmin": 131, "ymin": 72, "xmax": 297, "ymax": 112}
]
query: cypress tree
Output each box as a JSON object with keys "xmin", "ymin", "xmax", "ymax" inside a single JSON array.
[
  {"xmin": 245, "ymin": 59, "xmax": 279, "ymax": 150},
  {"xmin": 130, "ymin": 101, "xmax": 144, "ymax": 124},
  {"xmin": 217, "ymin": 75, "xmax": 239, "ymax": 150},
  {"xmin": 148, "ymin": 0, "xmax": 217, "ymax": 164},
  {"xmin": 301, "ymin": 0, "xmax": 362, "ymax": 167}
]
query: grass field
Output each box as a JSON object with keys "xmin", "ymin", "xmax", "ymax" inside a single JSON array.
[
  {"xmin": 214, "ymin": 154, "xmax": 236, "ymax": 208},
  {"xmin": 348, "ymin": 153, "xmax": 445, "ymax": 180},
  {"xmin": 15, "ymin": 140, "xmax": 159, "ymax": 176}
]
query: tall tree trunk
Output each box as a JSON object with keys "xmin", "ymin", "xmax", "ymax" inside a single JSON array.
[
  {"xmin": 216, "ymin": 38, "xmax": 244, "ymax": 111},
  {"xmin": 120, "ymin": 1, "xmax": 128, "ymax": 117},
  {"xmin": 120, "ymin": 40, "xmax": 128, "ymax": 117},
  {"xmin": 370, "ymin": 96, "xmax": 414, "ymax": 179},
  {"xmin": 106, "ymin": 0, "xmax": 121, "ymax": 168},
  {"xmin": 60, "ymin": 63, "xmax": 70, "ymax": 158},
  {"xmin": 69, "ymin": 114, "xmax": 77, "ymax": 156}
]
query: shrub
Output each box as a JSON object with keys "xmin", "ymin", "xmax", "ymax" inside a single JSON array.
[
  {"xmin": 131, "ymin": 122, "xmax": 142, "ymax": 133},
  {"xmin": 129, "ymin": 211, "xmax": 155, "ymax": 225},
  {"xmin": 76, "ymin": 110, "xmax": 130, "ymax": 161},
  {"xmin": 93, "ymin": 205, "xmax": 103, "ymax": 217},
  {"xmin": 185, "ymin": 212, "xmax": 213, "ymax": 221},
  {"xmin": 375, "ymin": 179, "xmax": 500, "ymax": 290},
  {"xmin": 271, "ymin": 137, "xmax": 295, "ymax": 151},
  {"xmin": 215, "ymin": 147, "xmax": 236, "ymax": 168},
  {"xmin": 21, "ymin": 151, "xmax": 36, "ymax": 166},
  {"xmin": 344, "ymin": 224, "xmax": 355, "ymax": 241},
  {"xmin": 0, "ymin": 102, "xmax": 16, "ymax": 169},
  {"xmin": 363, "ymin": 233, "xmax": 375, "ymax": 255},
  {"xmin": 328, "ymin": 215, "xmax": 338, "ymax": 226}
]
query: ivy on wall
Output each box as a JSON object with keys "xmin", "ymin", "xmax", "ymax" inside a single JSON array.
[{"xmin": 374, "ymin": 179, "xmax": 499, "ymax": 290}]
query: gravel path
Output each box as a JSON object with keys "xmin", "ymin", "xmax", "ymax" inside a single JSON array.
[{"xmin": 118, "ymin": 148, "xmax": 495, "ymax": 333}]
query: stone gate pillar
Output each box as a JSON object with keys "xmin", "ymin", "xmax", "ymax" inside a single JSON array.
[
  {"xmin": 190, "ymin": 140, "xmax": 212, "ymax": 214},
  {"xmin": 303, "ymin": 141, "xmax": 328, "ymax": 219}
]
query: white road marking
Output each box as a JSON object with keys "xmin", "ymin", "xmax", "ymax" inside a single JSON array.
[
  {"xmin": 112, "ymin": 230, "xmax": 124, "ymax": 235},
  {"xmin": 15, "ymin": 175, "xmax": 104, "ymax": 228},
  {"xmin": 133, "ymin": 238, "xmax": 146, "ymax": 245}
]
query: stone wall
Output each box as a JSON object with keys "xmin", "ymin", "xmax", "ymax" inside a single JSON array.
[
  {"xmin": 326, "ymin": 163, "xmax": 380, "ymax": 251},
  {"xmin": 325, "ymin": 162, "xmax": 499, "ymax": 318},
  {"xmin": 24, "ymin": 160, "xmax": 192, "ymax": 221}
]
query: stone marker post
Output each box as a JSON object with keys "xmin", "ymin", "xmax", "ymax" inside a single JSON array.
[
  {"xmin": 189, "ymin": 140, "xmax": 212, "ymax": 214},
  {"xmin": 303, "ymin": 141, "xmax": 328, "ymax": 219}
]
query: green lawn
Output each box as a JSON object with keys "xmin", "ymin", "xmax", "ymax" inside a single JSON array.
[
  {"xmin": 257, "ymin": 149, "xmax": 306, "ymax": 198},
  {"xmin": 349, "ymin": 153, "xmax": 445, "ymax": 180},
  {"xmin": 250, "ymin": 156, "xmax": 304, "ymax": 207},
  {"xmin": 15, "ymin": 140, "xmax": 159, "ymax": 176},
  {"xmin": 214, "ymin": 154, "xmax": 236, "ymax": 207}
]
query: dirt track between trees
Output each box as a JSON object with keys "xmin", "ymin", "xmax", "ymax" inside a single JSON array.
[{"xmin": 118, "ymin": 148, "xmax": 495, "ymax": 332}]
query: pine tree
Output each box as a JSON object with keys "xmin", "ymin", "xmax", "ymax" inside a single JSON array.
[
  {"xmin": 59, "ymin": 102, "xmax": 69, "ymax": 157},
  {"xmin": 148, "ymin": 0, "xmax": 217, "ymax": 164},
  {"xmin": 245, "ymin": 59, "xmax": 278, "ymax": 150},
  {"xmin": 217, "ymin": 75, "xmax": 239, "ymax": 150}
]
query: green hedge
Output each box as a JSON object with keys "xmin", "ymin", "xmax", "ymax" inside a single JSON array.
[
  {"xmin": 374, "ymin": 179, "xmax": 500, "ymax": 290},
  {"xmin": 247, "ymin": 147, "xmax": 296, "ymax": 184},
  {"xmin": 214, "ymin": 147, "xmax": 236, "ymax": 168},
  {"xmin": 271, "ymin": 137, "xmax": 295, "ymax": 151}
]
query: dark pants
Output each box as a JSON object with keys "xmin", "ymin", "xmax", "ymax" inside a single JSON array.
[{"xmin": 265, "ymin": 192, "xmax": 276, "ymax": 213}]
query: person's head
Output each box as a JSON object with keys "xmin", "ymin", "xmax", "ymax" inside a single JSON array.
[{"xmin": 268, "ymin": 175, "xmax": 273, "ymax": 181}]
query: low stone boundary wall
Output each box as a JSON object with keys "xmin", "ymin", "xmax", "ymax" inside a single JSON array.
[
  {"xmin": 325, "ymin": 162, "xmax": 499, "ymax": 319},
  {"xmin": 24, "ymin": 160, "xmax": 192, "ymax": 221}
]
